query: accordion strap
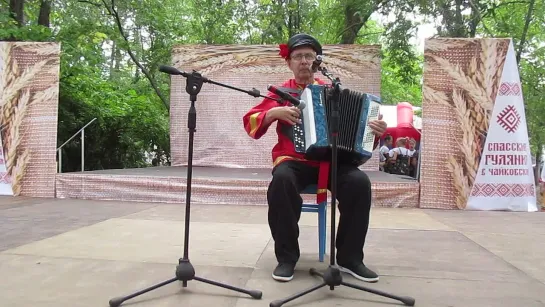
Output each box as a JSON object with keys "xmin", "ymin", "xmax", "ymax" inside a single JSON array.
[
  {"xmin": 275, "ymin": 85, "xmax": 328, "ymax": 201},
  {"xmin": 316, "ymin": 161, "xmax": 330, "ymax": 204},
  {"xmin": 276, "ymin": 86, "xmax": 328, "ymax": 202}
]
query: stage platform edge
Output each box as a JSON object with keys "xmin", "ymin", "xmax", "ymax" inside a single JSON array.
[{"xmin": 54, "ymin": 166, "xmax": 420, "ymax": 208}]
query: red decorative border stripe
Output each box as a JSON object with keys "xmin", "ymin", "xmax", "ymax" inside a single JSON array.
[
  {"xmin": 0, "ymin": 172, "xmax": 11, "ymax": 184},
  {"xmin": 498, "ymin": 82, "xmax": 521, "ymax": 96},
  {"xmin": 471, "ymin": 183, "xmax": 535, "ymax": 197}
]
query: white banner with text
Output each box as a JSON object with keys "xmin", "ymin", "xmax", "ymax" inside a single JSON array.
[{"xmin": 466, "ymin": 40, "xmax": 537, "ymax": 212}]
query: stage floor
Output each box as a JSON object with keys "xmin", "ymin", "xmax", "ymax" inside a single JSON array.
[
  {"xmin": 1, "ymin": 196, "xmax": 544, "ymax": 307},
  {"xmin": 80, "ymin": 165, "xmax": 418, "ymax": 183}
]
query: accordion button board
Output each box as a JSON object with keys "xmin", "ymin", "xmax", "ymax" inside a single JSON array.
[{"xmin": 293, "ymin": 123, "xmax": 306, "ymax": 152}]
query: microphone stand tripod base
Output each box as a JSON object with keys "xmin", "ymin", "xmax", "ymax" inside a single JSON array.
[
  {"xmin": 109, "ymin": 258, "xmax": 262, "ymax": 307},
  {"xmin": 107, "ymin": 70, "xmax": 263, "ymax": 307},
  {"xmin": 269, "ymin": 266, "xmax": 415, "ymax": 307}
]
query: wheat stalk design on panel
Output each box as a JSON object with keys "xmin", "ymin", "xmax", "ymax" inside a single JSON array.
[
  {"xmin": 172, "ymin": 45, "xmax": 381, "ymax": 80},
  {"xmin": 424, "ymin": 39, "xmax": 508, "ymax": 209},
  {"xmin": 0, "ymin": 42, "xmax": 58, "ymax": 195}
]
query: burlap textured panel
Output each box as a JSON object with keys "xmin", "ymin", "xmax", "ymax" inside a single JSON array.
[
  {"xmin": 420, "ymin": 38, "xmax": 509, "ymax": 209},
  {"xmin": 170, "ymin": 45, "xmax": 381, "ymax": 170},
  {"xmin": 0, "ymin": 42, "xmax": 60, "ymax": 197},
  {"xmin": 55, "ymin": 172, "xmax": 419, "ymax": 208},
  {"xmin": 55, "ymin": 173, "xmax": 270, "ymax": 205}
]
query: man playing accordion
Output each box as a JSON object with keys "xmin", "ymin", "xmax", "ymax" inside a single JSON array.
[{"xmin": 242, "ymin": 33, "xmax": 387, "ymax": 283}]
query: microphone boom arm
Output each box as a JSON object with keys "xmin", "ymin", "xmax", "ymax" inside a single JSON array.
[
  {"xmin": 317, "ymin": 66, "xmax": 336, "ymax": 83},
  {"xmin": 318, "ymin": 66, "xmax": 343, "ymax": 93},
  {"xmin": 159, "ymin": 65, "xmax": 282, "ymax": 103}
]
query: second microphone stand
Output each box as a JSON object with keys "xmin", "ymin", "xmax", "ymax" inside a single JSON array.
[
  {"xmin": 270, "ymin": 67, "xmax": 415, "ymax": 307},
  {"xmin": 108, "ymin": 66, "xmax": 271, "ymax": 307}
]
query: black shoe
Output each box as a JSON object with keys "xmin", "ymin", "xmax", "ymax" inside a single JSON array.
[
  {"xmin": 338, "ymin": 262, "xmax": 379, "ymax": 283},
  {"xmin": 272, "ymin": 262, "xmax": 295, "ymax": 282}
]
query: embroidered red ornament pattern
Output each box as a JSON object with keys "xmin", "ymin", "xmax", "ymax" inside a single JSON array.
[{"xmin": 278, "ymin": 44, "xmax": 289, "ymax": 58}]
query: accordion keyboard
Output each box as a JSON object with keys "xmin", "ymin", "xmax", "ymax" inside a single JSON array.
[
  {"xmin": 293, "ymin": 122, "xmax": 305, "ymax": 152},
  {"xmin": 362, "ymin": 100, "xmax": 381, "ymax": 153}
]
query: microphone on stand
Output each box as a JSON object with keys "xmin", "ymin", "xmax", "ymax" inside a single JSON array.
[
  {"xmin": 267, "ymin": 85, "xmax": 306, "ymax": 110},
  {"xmin": 159, "ymin": 65, "xmax": 188, "ymax": 76},
  {"xmin": 311, "ymin": 55, "xmax": 323, "ymax": 73}
]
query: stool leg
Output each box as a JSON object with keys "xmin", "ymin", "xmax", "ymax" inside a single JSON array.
[{"xmin": 318, "ymin": 202, "xmax": 326, "ymax": 262}]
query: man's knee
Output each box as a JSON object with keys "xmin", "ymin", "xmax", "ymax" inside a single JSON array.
[
  {"xmin": 345, "ymin": 169, "xmax": 371, "ymax": 191},
  {"xmin": 268, "ymin": 162, "xmax": 297, "ymax": 198},
  {"xmin": 270, "ymin": 163, "xmax": 296, "ymax": 186}
]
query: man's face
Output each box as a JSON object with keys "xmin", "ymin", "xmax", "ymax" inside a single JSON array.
[{"xmin": 287, "ymin": 46, "xmax": 316, "ymax": 81}]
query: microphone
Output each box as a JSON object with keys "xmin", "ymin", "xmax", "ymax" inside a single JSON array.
[
  {"xmin": 267, "ymin": 85, "xmax": 306, "ymax": 109},
  {"xmin": 159, "ymin": 65, "xmax": 186, "ymax": 76},
  {"xmin": 311, "ymin": 54, "xmax": 323, "ymax": 73}
]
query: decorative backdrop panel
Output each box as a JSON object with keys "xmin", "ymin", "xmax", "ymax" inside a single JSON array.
[
  {"xmin": 0, "ymin": 42, "xmax": 60, "ymax": 197},
  {"xmin": 420, "ymin": 38, "xmax": 510, "ymax": 209},
  {"xmin": 169, "ymin": 44, "xmax": 382, "ymax": 171}
]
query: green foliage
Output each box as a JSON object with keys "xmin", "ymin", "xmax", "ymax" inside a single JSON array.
[
  {"xmin": 480, "ymin": 0, "xmax": 545, "ymax": 157},
  {"xmin": 381, "ymin": 51, "xmax": 423, "ymax": 105},
  {"xmin": 383, "ymin": 22, "xmax": 417, "ymax": 83},
  {"xmin": 52, "ymin": 0, "xmax": 172, "ymax": 170},
  {"xmin": 521, "ymin": 52, "xmax": 545, "ymax": 157},
  {"xmin": 2, "ymin": 0, "xmax": 543, "ymax": 171},
  {"xmin": 0, "ymin": 11, "xmax": 53, "ymax": 41}
]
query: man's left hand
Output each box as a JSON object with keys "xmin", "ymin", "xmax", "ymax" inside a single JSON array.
[{"xmin": 369, "ymin": 114, "xmax": 387, "ymax": 137}]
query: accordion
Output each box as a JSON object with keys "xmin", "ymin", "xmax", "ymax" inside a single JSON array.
[{"xmin": 293, "ymin": 84, "xmax": 381, "ymax": 166}]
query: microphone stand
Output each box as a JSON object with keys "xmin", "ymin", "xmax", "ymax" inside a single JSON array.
[
  {"xmin": 270, "ymin": 67, "xmax": 415, "ymax": 307},
  {"xmin": 108, "ymin": 66, "xmax": 264, "ymax": 307}
]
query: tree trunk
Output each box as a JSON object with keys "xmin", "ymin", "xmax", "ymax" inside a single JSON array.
[
  {"xmin": 109, "ymin": 41, "xmax": 116, "ymax": 79},
  {"xmin": 516, "ymin": 0, "xmax": 536, "ymax": 63},
  {"xmin": 115, "ymin": 48, "xmax": 122, "ymax": 70},
  {"xmin": 37, "ymin": 0, "xmax": 51, "ymax": 27},
  {"xmin": 340, "ymin": 3, "xmax": 363, "ymax": 44},
  {"xmin": 454, "ymin": 0, "xmax": 465, "ymax": 36},
  {"xmin": 286, "ymin": 0, "xmax": 298, "ymax": 38},
  {"xmin": 340, "ymin": 0, "xmax": 386, "ymax": 44},
  {"xmin": 535, "ymin": 142, "xmax": 543, "ymax": 185},
  {"xmin": 468, "ymin": 0, "xmax": 481, "ymax": 37},
  {"xmin": 9, "ymin": 0, "xmax": 25, "ymax": 26},
  {"xmin": 134, "ymin": 25, "xmax": 142, "ymax": 82},
  {"xmin": 440, "ymin": 0, "xmax": 467, "ymax": 37}
]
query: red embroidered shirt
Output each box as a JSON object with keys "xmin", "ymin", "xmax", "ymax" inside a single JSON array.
[
  {"xmin": 243, "ymin": 78, "xmax": 321, "ymax": 167},
  {"xmin": 243, "ymin": 78, "xmax": 380, "ymax": 168}
]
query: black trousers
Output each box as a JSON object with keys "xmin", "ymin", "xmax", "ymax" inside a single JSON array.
[{"xmin": 267, "ymin": 160, "xmax": 372, "ymax": 266}]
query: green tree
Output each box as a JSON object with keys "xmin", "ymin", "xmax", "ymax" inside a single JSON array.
[{"xmin": 2, "ymin": 0, "xmax": 541, "ymax": 174}]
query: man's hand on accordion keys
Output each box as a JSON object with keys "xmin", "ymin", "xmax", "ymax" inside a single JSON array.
[
  {"xmin": 265, "ymin": 106, "xmax": 302, "ymax": 126},
  {"xmin": 368, "ymin": 114, "xmax": 387, "ymax": 137}
]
